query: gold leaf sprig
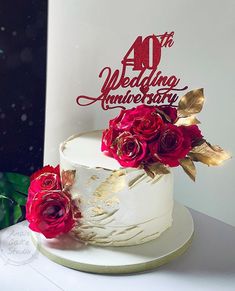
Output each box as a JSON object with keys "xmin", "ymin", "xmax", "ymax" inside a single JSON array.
[
  {"xmin": 179, "ymin": 157, "xmax": 196, "ymax": 181},
  {"xmin": 143, "ymin": 163, "xmax": 170, "ymax": 179},
  {"xmin": 175, "ymin": 115, "xmax": 201, "ymax": 126},
  {"xmin": 188, "ymin": 141, "xmax": 231, "ymax": 166},
  {"xmin": 177, "ymin": 88, "xmax": 204, "ymax": 118},
  {"xmin": 176, "ymin": 88, "xmax": 230, "ymax": 180}
]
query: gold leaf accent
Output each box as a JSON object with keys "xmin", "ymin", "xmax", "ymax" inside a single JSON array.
[
  {"xmin": 61, "ymin": 170, "xmax": 76, "ymax": 190},
  {"xmin": 144, "ymin": 163, "xmax": 170, "ymax": 179},
  {"xmin": 150, "ymin": 174, "xmax": 164, "ymax": 185},
  {"xmin": 105, "ymin": 196, "xmax": 120, "ymax": 207},
  {"xmin": 193, "ymin": 138, "xmax": 206, "ymax": 147},
  {"xmin": 178, "ymin": 88, "xmax": 204, "ymax": 118},
  {"xmin": 188, "ymin": 142, "xmax": 231, "ymax": 166},
  {"xmin": 175, "ymin": 115, "xmax": 201, "ymax": 126},
  {"xmin": 179, "ymin": 157, "xmax": 196, "ymax": 181},
  {"xmin": 93, "ymin": 170, "xmax": 125, "ymax": 199},
  {"xmin": 86, "ymin": 175, "xmax": 99, "ymax": 186},
  {"xmin": 90, "ymin": 175, "xmax": 99, "ymax": 181},
  {"xmin": 128, "ymin": 172, "xmax": 146, "ymax": 188},
  {"xmin": 92, "ymin": 206, "xmax": 105, "ymax": 215}
]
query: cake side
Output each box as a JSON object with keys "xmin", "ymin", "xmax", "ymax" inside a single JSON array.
[{"xmin": 60, "ymin": 131, "xmax": 174, "ymax": 246}]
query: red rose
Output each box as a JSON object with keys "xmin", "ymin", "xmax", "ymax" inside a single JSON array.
[
  {"xmin": 28, "ymin": 165, "xmax": 61, "ymax": 202},
  {"xmin": 30, "ymin": 165, "xmax": 60, "ymax": 182},
  {"xmin": 180, "ymin": 125, "xmax": 203, "ymax": 146},
  {"xmin": 149, "ymin": 124, "xmax": 191, "ymax": 167},
  {"xmin": 109, "ymin": 105, "xmax": 155, "ymax": 131},
  {"xmin": 112, "ymin": 132, "xmax": 147, "ymax": 168},
  {"xmin": 109, "ymin": 108, "xmax": 130, "ymax": 130},
  {"xmin": 132, "ymin": 111, "xmax": 163, "ymax": 140},
  {"xmin": 157, "ymin": 105, "xmax": 178, "ymax": 123},
  {"xmin": 29, "ymin": 173, "xmax": 61, "ymax": 197},
  {"xmin": 101, "ymin": 127, "xmax": 120, "ymax": 155},
  {"xmin": 26, "ymin": 190, "xmax": 78, "ymax": 238}
]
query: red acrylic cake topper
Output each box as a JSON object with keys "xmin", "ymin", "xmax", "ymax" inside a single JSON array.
[{"xmin": 76, "ymin": 32, "xmax": 188, "ymax": 110}]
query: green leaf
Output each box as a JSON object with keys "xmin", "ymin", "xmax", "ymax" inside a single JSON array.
[
  {"xmin": 0, "ymin": 197, "xmax": 24, "ymax": 228},
  {"xmin": 0, "ymin": 179, "xmax": 12, "ymax": 196},
  {"xmin": 5, "ymin": 172, "xmax": 30, "ymax": 194},
  {"xmin": 0, "ymin": 172, "xmax": 29, "ymax": 229},
  {"xmin": 13, "ymin": 204, "xmax": 22, "ymax": 224},
  {"xmin": 11, "ymin": 192, "xmax": 27, "ymax": 206},
  {"xmin": 0, "ymin": 198, "xmax": 11, "ymax": 229},
  {"xmin": 0, "ymin": 194, "xmax": 14, "ymax": 203}
]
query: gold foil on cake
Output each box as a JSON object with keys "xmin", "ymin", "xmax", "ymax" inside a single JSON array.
[
  {"xmin": 128, "ymin": 173, "xmax": 146, "ymax": 189},
  {"xmin": 105, "ymin": 196, "xmax": 120, "ymax": 207},
  {"xmin": 93, "ymin": 169, "xmax": 125, "ymax": 199},
  {"xmin": 144, "ymin": 163, "xmax": 170, "ymax": 179},
  {"xmin": 150, "ymin": 174, "xmax": 164, "ymax": 184},
  {"xmin": 86, "ymin": 175, "xmax": 99, "ymax": 186},
  {"xmin": 92, "ymin": 206, "xmax": 105, "ymax": 215},
  {"xmin": 91, "ymin": 208, "xmax": 118, "ymax": 221},
  {"xmin": 61, "ymin": 169, "xmax": 76, "ymax": 190},
  {"xmin": 73, "ymin": 224, "xmax": 142, "ymax": 246},
  {"xmin": 72, "ymin": 208, "xmax": 173, "ymax": 246},
  {"xmin": 78, "ymin": 169, "xmax": 124, "ymax": 230}
]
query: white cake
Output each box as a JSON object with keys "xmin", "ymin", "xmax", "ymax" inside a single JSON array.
[{"xmin": 60, "ymin": 130, "xmax": 173, "ymax": 246}]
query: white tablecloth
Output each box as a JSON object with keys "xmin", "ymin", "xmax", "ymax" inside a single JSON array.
[{"xmin": 0, "ymin": 207, "xmax": 235, "ymax": 291}]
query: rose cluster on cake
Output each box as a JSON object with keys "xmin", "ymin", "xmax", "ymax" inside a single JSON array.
[
  {"xmin": 102, "ymin": 104, "xmax": 202, "ymax": 168},
  {"xmin": 26, "ymin": 165, "xmax": 80, "ymax": 238},
  {"xmin": 102, "ymin": 89, "xmax": 230, "ymax": 180}
]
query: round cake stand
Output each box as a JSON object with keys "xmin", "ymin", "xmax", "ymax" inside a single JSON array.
[{"xmin": 31, "ymin": 202, "xmax": 194, "ymax": 274}]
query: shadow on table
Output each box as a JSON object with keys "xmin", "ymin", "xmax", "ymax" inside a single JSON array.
[
  {"xmin": 158, "ymin": 210, "xmax": 235, "ymax": 276},
  {"xmin": 43, "ymin": 234, "xmax": 86, "ymax": 250}
]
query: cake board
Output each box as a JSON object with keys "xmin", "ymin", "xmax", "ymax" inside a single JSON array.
[{"xmin": 31, "ymin": 202, "xmax": 194, "ymax": 274}]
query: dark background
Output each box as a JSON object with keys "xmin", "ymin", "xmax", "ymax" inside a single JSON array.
[{"xmin": 0, "ymin": 0, "xmax": 47, "ymax": 176}]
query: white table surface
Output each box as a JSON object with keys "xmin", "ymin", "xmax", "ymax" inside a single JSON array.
[{"xmin": 0, "ymin": 207, "xmax": 235, "ymax": 291}]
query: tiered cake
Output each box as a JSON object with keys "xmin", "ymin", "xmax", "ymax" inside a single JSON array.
[{"xmin": 60, "ymin": 130, "xmax": 173, "ymax": 246}]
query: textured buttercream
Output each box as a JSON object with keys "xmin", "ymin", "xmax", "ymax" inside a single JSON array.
[{"xmin": 60, "ymin": 131, "xmax": 174, "ymax": 246}]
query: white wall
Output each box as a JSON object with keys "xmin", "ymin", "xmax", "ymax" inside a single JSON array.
[{"xmin": 45, "ymin": 0, "xmax": 235, "ymax": 226}]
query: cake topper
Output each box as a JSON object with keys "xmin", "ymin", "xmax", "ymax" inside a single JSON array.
[{"xmin": 76, "ymin": 32, "xmax": 188, "ymax": 110}]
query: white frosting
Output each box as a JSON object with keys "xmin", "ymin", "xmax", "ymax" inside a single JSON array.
[
  {"xmin": 61, "ymin": 131, "xmax": 121, "ymax": 170},
  {"xmin": 60, "ymin": 131, "xmax": 174, "ymax": 246}
]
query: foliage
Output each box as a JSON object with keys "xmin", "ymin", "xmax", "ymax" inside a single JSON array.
[{"xmin": 0, "ymin": 172, "xmax": 29, "ymax": 229}]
